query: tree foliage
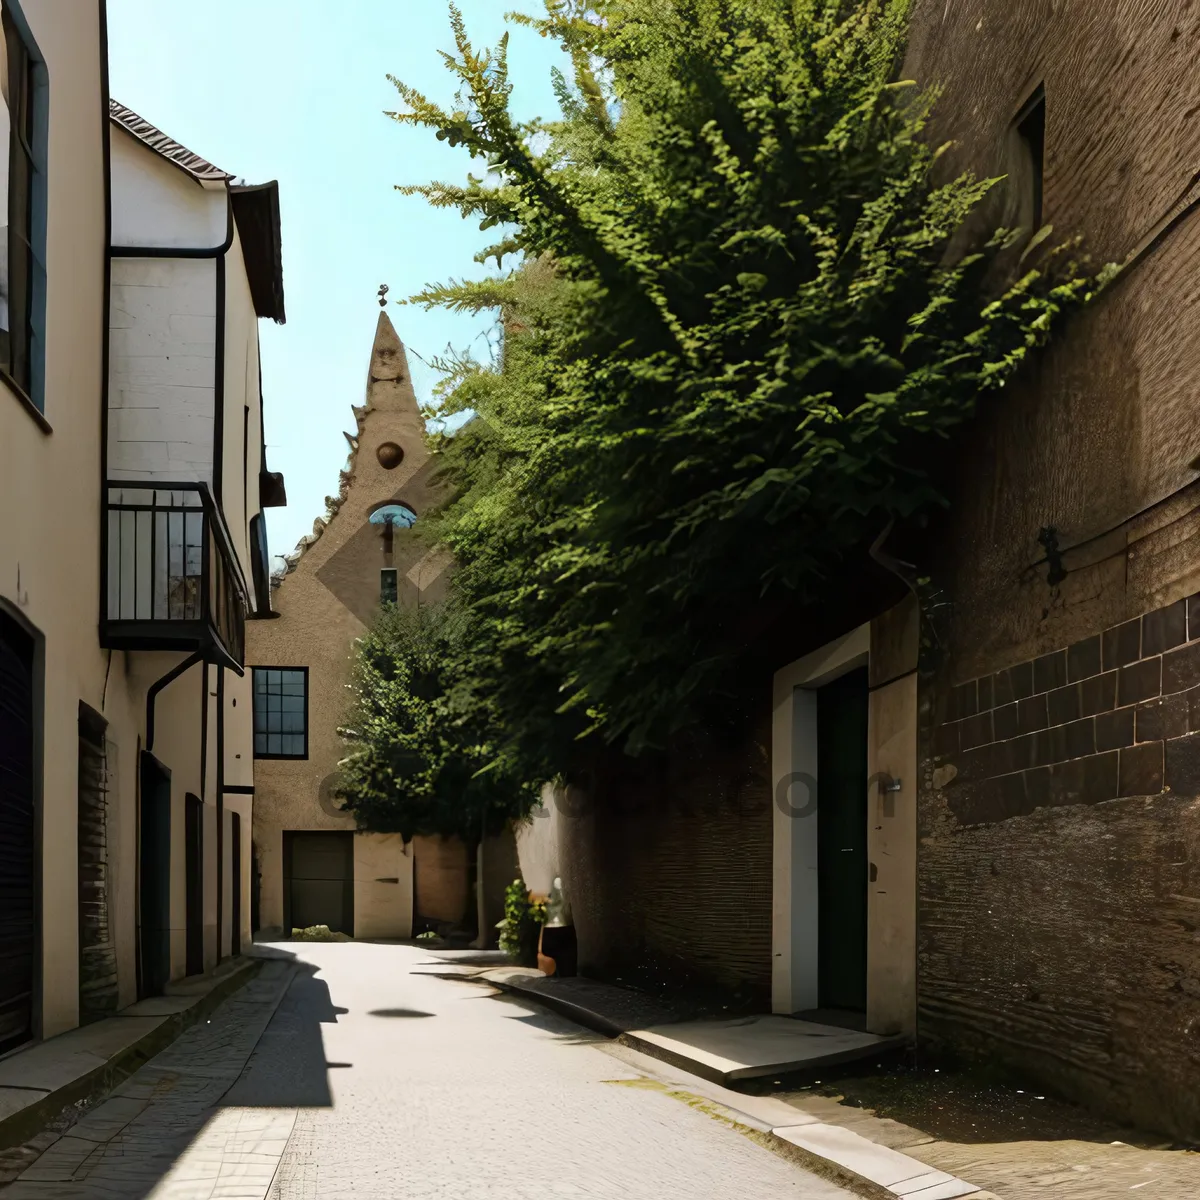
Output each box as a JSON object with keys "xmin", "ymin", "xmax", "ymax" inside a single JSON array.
[
  {"xmin": 337, "ymin": 602, "xmax": 539, "ymax": 840},
  {"xmin": 384, "ymin": 0, "xmax": 1105, "ymax": 789}
]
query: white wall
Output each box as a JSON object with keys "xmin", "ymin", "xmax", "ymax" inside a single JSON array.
[
  {"xmin": 110, "ymin": 127, "xmax": 226, "ymax": 249},
  {"xmin": 108, "ymin": 257, "xmax": 218, "ymax": 483},
  {"xmin": 515, "ymin": 782, "xmax": 562, "ymax": 896}
]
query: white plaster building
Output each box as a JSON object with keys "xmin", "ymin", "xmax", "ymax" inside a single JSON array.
[{"xmin": 102, "ymin": 100, "xmax": 286, "ymax": 995}]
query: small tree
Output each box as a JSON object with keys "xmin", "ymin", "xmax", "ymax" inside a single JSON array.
[{"xmin": 337, "ymin": 602, "xmax": 538, "ymax": 844}]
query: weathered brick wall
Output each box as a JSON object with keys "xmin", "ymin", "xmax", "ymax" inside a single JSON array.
[
  {"xmin": 906, "ymin": 0, "xmax": 1200, "ymax": 1139},
  {"xmin": 557, "ymin": 711, "xmax": 774, "ymax": 1006}
]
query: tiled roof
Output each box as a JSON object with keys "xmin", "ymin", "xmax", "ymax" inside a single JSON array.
[{"xmin": 109, "ymin": 100, "xmax": 232, "ymax": 183}]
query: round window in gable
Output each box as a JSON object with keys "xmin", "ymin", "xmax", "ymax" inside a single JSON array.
[
  {"xmin": 377, "ymin": 442, "xmax": 405, "ymax": 470},
  {"xmin": 368, "ymin": 503, "xmax": 417, "ymax": 529}
]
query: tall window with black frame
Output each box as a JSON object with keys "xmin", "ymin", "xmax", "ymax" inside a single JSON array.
[
  {"xmin": 0, "ymin": 4, "xmax": 38, "ymax": 398},
  {"xmin": 252, "ymin": 668, "xmax": 308, "ymax": 759}
]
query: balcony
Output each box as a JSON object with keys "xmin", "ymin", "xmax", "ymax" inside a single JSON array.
[{"xmin": 103, "ymin": 482, "xmax": 248, "ymax": 671}]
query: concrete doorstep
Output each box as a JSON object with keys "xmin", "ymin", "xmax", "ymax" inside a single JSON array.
[
  {"xmin": 477, "ymin": 966, "xmax": 994, "ymax": 1200},
  {"xmin": 0, "ymin": 956, "xmax": 260, "ymax": 1155}
]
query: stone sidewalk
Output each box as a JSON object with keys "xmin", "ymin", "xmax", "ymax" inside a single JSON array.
[
  {"xmin": 0, "ymin": 957, "xmax": 298, "ymax": 1198},
  {"xmin": 459, "ymin": 954, "xmax": 1200, "ymax": 1199},
  {"xmin": 0, "ymin": 958, "xmax": 258, "ymax": 1155}
]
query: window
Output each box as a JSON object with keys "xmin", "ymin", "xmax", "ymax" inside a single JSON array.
[
  {"xmin": 252, "ymin": 667, "xmax": 308, "ymax": 758},
  {"xmin": 1015, "ymin": 86, "xmax": 1046, "ymax": 230},
  {"xmin": 380, "ymin": 568, "xmax": 398, "ymax": 606},
  {"xmin": 367, "ymin": 503, "xmax": 417, "ymax": 529},
  {"xmin": 0, "ymin": 2, "xmax": 44, "ymax": 407}
]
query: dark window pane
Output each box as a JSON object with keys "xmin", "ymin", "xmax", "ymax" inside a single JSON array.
[{"xmin": 253, "ymin": 667, "xmax": 307, "ymax": 757}]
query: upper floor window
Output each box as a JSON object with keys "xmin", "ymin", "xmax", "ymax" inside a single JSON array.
[
  {"xmin": 0, "ymin": 2, "xmax": 44, "ymax": 408},
  {"xmin": 253, "ymin": 667, "xmax": 308, "ymax": 758}
]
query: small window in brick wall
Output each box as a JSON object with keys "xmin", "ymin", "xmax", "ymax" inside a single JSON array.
[{"xmin": 380, "ymin": 568, "xmax": 398, "ymax": 606}]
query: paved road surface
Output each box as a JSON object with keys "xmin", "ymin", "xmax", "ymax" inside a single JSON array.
[{"xmin": 4, "ymin": 942, "xmax": 853, "ymax": 1199}]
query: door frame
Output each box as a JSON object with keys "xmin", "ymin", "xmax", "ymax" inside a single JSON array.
[
  {"xmin": 0, "ymin": 603, "xmax": 43, "ymax": 1049},
  {"xmin": 771, "ymin": 617, "xmax": 919, "ymax": 1035},
  {"xmin": 771, "ymin": 622, "xmax": 870, "ymax": 1016}
]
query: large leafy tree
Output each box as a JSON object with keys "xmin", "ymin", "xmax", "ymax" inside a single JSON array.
[{"xmin": 389, "ymin": 0, "xmax": 1101, "ymax": 786}]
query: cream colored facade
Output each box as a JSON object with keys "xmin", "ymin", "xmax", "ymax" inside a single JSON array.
[{"xmin": 0, "ymin": 0, "xmax": 282, "ymax": 1052}]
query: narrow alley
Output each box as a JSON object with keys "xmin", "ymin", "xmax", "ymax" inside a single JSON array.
[{"xmin": 1, "ymin": 945, "xmax": 855, "ymax": 1199}]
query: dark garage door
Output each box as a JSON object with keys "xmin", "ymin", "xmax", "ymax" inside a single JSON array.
[
  {"xmin": 0, "ymin": 611, "xmax": 35, "ymax": 1053},
  {"xmin": 284, "ymin": 832, "xmax": 354, "ymax": 936}
]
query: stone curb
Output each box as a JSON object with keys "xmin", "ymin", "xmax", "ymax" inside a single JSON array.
[
  {"xmin": 0, "ymin": 958, "xmax": 261, "ymax": 1154},
  {"xmin": 481, "ymin": 970, "xmax": 629, "ymax": 1038},
  {"xmin": 479, "ymin": 969, "xmax": 995, "ymax": 1200}
]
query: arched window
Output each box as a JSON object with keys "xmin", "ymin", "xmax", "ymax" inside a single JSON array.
[{"xmin": 367, "ymin": 503, "xmax": 417, "ymax": 529}]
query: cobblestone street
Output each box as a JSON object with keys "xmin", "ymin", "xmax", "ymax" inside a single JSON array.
[{"xmin": 1, "ymin": 944, "xmax": 854, "ymax": 1199}]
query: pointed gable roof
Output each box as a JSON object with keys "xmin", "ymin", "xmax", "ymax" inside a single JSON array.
[
  {"xmin": 272, "ymin": 312, "xmax": 429, "ymax": 584},
  {"xmin": 365, "ymin": 310, "xmax": 422, "ymax": 417}
]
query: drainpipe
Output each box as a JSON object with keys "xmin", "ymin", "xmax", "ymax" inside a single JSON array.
[{"xmin": 146, "ymin": 651, "xmax": 205, "ymax": 755}]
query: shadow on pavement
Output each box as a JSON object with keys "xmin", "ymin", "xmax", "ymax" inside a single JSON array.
[{"xmin": 223, "ymin": 961, "xmax": 346, "ymax": 1109}]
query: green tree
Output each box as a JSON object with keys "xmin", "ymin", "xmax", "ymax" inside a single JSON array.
[
  {"xmin": 337, "ymin": 602, "xmax": 538, "ymax": 841},
  {"xmin": 394, "ymin": 0, "xmax": 1105, "ymax": 784}
]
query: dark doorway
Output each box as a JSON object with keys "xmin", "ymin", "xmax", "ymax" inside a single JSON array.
[
  {"xmin": 184, "ymin": 793, "xmax": 203, "ymax": 976},
  {"xmin": 78, "ymin": 704, "xmax": 117, "ymax": 1024},
  {"xmin": 230, "ymin": 812, "xmax": 242, "ymax": 956},
  {"xmin": 138, "ymin": 753, "xmax": 172, "ymax": 998},
  {"xmin": 817, "ymin": 666, "xmax": 869, "ymax": 1013},
  {"xmin": 283, "ymin": 832, "xmax": 354, "ymax": 936},
  {"xmin": 0, "ymin": 611, "xmax": 36, "ymax": 1054},
  {"xmin": 251, "ymin": 840, "xmax": 261, "ymax": 935}
]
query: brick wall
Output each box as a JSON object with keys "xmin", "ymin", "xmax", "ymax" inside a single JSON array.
[
  {"xmin": 936, "ymin": 595, "xmax": 1200, "ymax": 827},
  {"xmin": 922, "ymin": 594, "xmax": 1200, "ymax": 1139},
  {"xmin": 557, "ymin": 711, "xmax": 774, "ymax": 1006}
]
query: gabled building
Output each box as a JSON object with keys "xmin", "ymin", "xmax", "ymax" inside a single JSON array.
[
  {"xmin": 102, "ymin": 99, "xmax": 286, "ymax": 994},
  {"xmin": 248, "ymin": 312, "xmax": 516, "ymax": 943}
]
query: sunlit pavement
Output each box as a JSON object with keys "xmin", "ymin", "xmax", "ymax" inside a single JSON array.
[{"xmin": 4, "ymin": 942, "xmax": 854, "ymax": 1199}]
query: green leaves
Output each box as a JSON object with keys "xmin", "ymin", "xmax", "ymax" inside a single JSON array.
[
  {"xmin": 386, "ymin": 0, "xmax": 1096, "ymax": 788},
  {"xmin": 337, "ymin": 603, "xmax": 538, "ymax": 841}
]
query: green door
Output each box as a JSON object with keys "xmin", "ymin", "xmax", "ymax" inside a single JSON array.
[{"xmin": 817, "ymin": 667, "xmax": 869, "ymax": 1012}]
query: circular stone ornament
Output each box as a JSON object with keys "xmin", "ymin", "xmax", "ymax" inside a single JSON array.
[{"xmin": 376, "ymin": 442, "xmax": 404, "ymax": 470}]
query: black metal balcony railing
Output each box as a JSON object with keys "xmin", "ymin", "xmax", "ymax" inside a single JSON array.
[{"xmin": 103, "ymin": 483, "xmax": 248, "ymax": 670}]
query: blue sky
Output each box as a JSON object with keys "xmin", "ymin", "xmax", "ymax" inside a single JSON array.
[{"xmin": 107, "ymin": 0, "xmax": 567, "ymax": 568}]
